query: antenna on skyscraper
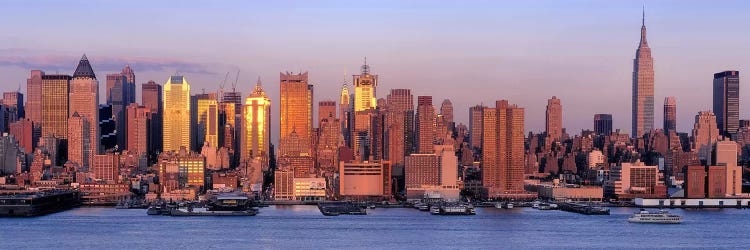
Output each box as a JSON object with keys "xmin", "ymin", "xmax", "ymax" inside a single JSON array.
[{"xmin": 642, "ymin": 4, "xmax": 645, "ymax": 26}]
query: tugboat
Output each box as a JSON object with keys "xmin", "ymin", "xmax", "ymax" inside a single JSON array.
[{"xmin": 627, "ymin": 209, "xmax": 682, "ymax": 224}]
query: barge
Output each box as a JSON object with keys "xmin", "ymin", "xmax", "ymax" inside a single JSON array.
[
  {"xmin": 318, "ymin": 202, "xmax": 367, "ymax": 216},
  {"xmin": 0, "ymin": 190, "xmax": 80, "ymax": 217}
]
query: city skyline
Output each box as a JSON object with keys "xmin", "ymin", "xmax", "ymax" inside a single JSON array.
[{"xmin": 1, "ymin": 1, "xmax": 749, "ymax": 139}]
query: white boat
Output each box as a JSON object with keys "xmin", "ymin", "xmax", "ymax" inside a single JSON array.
[
  {"xmin": 495, "ymin": 203, "xmax": 503, "ymax": 209},
  {"xmin": 627, "ymin": 209, "xmax": 682, "ymax": 224},
  {"xmin": 430, "ymin": 206, "xmax": 441, "ymax": 215},
  {"xmin": 531, "ymin": 201, "xmax": 541, "ymax": 209},
  {"xmin": 505, "ymin": 203, "xmax": 514, "ymax": 209}
]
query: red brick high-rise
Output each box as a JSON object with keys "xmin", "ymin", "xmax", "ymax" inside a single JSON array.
[
  {"xmin": 416, "ymin": 96, "xmax": 435, "ymax": 154},
  {"xmin": 482, "ymin": 100, "xmax": 527, "ymax": 198}
]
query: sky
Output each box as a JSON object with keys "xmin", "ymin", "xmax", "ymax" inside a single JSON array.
[{"xmin": 1, "ymin": 0, "xmax": 750, "ymax": 143}]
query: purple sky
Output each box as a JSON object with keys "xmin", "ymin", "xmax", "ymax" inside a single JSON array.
[{"xmin": 1, "ymin": 0, "xmax": 749, "ymax": 141}]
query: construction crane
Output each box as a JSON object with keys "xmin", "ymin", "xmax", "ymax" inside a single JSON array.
[
  {"xmin": 232, "ymin": 69, "xmax": 240, "ymax": 93},
  {"xmin": 219, "ymin": 72, "xmax": 230, "ymax": 102}
]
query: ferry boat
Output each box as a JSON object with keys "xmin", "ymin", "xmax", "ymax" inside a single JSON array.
[
  {"xmin": 627, "ymin": 209, "xmax": 682, "ymax": 224},
  {"xmin": 430, "ymin": 204, "xmax": 476, "ymax": 215}
]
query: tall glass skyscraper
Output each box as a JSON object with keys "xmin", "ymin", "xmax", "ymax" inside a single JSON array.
[
  {"xmin": 713, "ymin": 70, "xmax": 739, "ymax": 138},
  {"xmin": 163, "ymin": 75, "xmax": 191, "ymax": 152}
]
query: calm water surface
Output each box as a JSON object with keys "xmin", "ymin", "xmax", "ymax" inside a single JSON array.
[{"xmin": 2, "ymin": 206, "xmax": 748, "ymax": 249}]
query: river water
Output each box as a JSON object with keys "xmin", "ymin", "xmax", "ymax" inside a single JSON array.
[{"xmin": 2, "ymin": 206, "xmax": 748, "ymax": 249}]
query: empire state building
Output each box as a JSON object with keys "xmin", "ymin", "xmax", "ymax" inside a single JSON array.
[{"xmin": 632, "ymin": 10, "xmax": 654, "ymax": 138}]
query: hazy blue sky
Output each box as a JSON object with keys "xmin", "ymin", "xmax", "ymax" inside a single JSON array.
[{"xmin": 1, "ymin": 0, "xmax": 749, "ymax": 140}]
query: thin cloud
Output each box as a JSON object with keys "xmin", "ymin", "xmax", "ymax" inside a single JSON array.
[{"xmin": 0, "ymin": 52, "xmax": 217, "ymax": 75}]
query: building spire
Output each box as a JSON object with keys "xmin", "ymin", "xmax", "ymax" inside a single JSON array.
[{"xmin": 639, "ymin": 6, "xmax": 648, "ymax": 48}]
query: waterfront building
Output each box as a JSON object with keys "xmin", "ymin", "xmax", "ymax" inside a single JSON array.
[
  {"xmin": 608, "ymin": 160, "xmax": 667, "ymax": 199},
  {"xmin": 279, "ymin": 72, "xmax": 313, "ymax": 154},
  {"xmin": 713, "ymin": 70, "xmax": 740, "ymax": 138},
  {"xmin": 664, "ymin": 97, "xmax": 677, "ymax": 134},
  {"xmin": 594, "ymin": 114, "xmax": 613, "ymax": 136},
  {"xmin": 482, "ymin": 100, "xmax": 530, "ymax": 198},
  {"xmin": 714, "ymin": 140, "xmax": 742, "ymax": 196},
  {"xmin": 293, "ymin": 178, "xmax": 326, "ymax": 201},
  {"xmin": 338, "ymin": 160, "xmax": 391, "ymax": 199},
  {"xmin": 545, "ymin": 96, "xmax": 562, "ymax": 141},
  {"xmin": 69, "ymin": 54, "xmax": 100, "ymax": 157},
  {"xmin": 632, "ymin": 11, "xmax": 655, "ymax": 138},
  {"xmin": 525, "ymin": 182, "xmax": 603, "ymax": 202},
  {"xmin": 163, "ymin": 76, "xmax": 191, "ymax": 152},
  {"xmin": 273, "ymin": 168, "xmax": 294, "ymax": 200}
]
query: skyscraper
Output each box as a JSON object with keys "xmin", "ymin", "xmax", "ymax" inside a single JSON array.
[
  {"xmin": 440, "ymin": 99, "xmax": 454, "ymax": 127},
  {"xmin": 664, "ymin": 97, "xmax": 677, "ymax": 134},
  {"xmin": 163, "ymin": 75, "xmax": 191, "ymax": 152},
  {"xmin": 142, "ymin": 80, "xmax": 163, "ymax": 154},
  {"xmin": 416, "ymin": 96, "xmax": 435, "ymax": 154},
  {"xmin": 318, "ymin": 100, "xmax": 337, "ymax": 126},
  {"xmin": 339, "ymin": 83, "xmax": 352, "ymax": 148},
  {"xmin": 713, "ymin": 70, "xmax": 739, "ymax": 138},
  {"xmin": 106, "ymin": 65, "xmax": 135, "ymax": 148},
  {"xmin": 241, "ymin": 79, "xmax": 271, "ymax": 167},
  {"xmin": 126, "ymin": 104, "xmax": 150, "ymax": 156},
  {"xmin": 26, "ymin": 70, "xmax": 44, "ymax": 123},
  {"xmin": 41, "ymin": 74, "xmax": 71, "ymax": 139},
  {"xmin": 2, "ymin": 92, "xmax": 24, "ymax": 120},
  {"xmin": 69, "ymin": 54, "xmax": 100, "ymax": 159},
  {"xmin": 692, "ymin": 111, "xmax": 719, "ymax": 163},
  {"xmin": 594, "ymin": 114, "xmax": 613, "ymax": 136},
  {"xmin": 632, "ymin": 10, "xmax": 655, "ymax": 138},
  {"xmin": 205, "ymin": 99, "xmax": 219, "ymax": 148},
  {"xmin": 353, "ymin": 59, "xmax": 377, "ymax": 112},
  {"xmin": 99, "ymin": 104, "xmax": 117, "ymax": 151},
  {"xmin": 482, "ymin": 100, "xmax": 526, "ymax": 198},
  {"xmin": 192, "ymin": 92, "xmax": 217, "ymax": 151},
  {"xmin": 469, "ymin": 105, "xmax": 485, "ymax": 150},
  {"xmin": 279, "ymin": 72, "xmax": 313, "ymax": 155},
  {"xmin": 68, "ymin": 112, "xmax": 91, "ymax": 168},
  {"xmin": 386, "ymin": 89, "xmax": 414, "ymax": 166},
  {"xmin": 545, "ymin": 96, "xmax": 562, "ymax": 141}
]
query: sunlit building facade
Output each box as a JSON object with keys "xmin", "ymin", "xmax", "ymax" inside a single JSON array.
[
  {"xmin": 163, "ymin": 76, "xmax": 191, "ymax": 152},
  {"xmin": 241, "ymin": 79, "xmax": 271, "ymax": 167}
]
